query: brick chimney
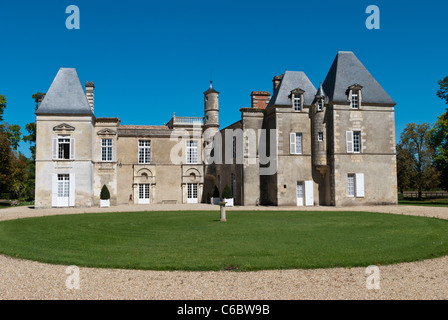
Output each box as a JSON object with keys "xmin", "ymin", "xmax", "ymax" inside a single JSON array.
[
  {"xmin": 272, "ymin": 74, "xmax": 284, "ymax": 93},
  {"xmin": 86, "ymin": 81, "xmax": 95, "ymax": 113},
  {"xmin": 250, "ymin": 91, "xmax": 271, "ymax": 109}
]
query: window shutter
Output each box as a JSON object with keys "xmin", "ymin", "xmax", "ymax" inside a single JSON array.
[
  {"xmin": 51, "ymin": 174, "xmax": 58, "ymax": 207},
  {"xmin": 69, "ymin": 173, "xmax": 75, "ymax": 206},
  {"xmin": 70, "ymin": 138, "xmax": 75, "ymax": 160},
  {"xmin": 290, "ymin": 133, "xmax": 296, "ymax": 154},
  {"xmin": 52, "ymin": 138, "xmax": 57, "ymax": 160},
  {"xmin": 346, "ymin": 131, "xmax": 354, "ymax": 153},
  {"xmin": 305, "ymin": 180, "xmax": 314, "ymax": 206},
  {"xmin": 356, "ymin": 173, "xmax": 365, "ymax": 197}
]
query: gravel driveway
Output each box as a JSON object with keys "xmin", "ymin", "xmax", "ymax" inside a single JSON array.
[{"xmin": 0, "ymin": 204, "xmax": 447, "ymax": 300}]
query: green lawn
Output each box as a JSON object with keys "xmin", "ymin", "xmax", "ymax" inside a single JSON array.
[
  {"xmin": 399, "ymin": 198, "xmax": 448, "ymax": 207},
  {"xmin": 0, "ymin": 211, "xmax": 448, "ymax": 271}
]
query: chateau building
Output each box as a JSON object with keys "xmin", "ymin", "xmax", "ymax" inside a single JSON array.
[{"xmin": 34, "ymin": 51, "xmax": 398, "ymax": 208}]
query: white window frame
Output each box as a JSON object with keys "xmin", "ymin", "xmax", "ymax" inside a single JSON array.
[
  {"xmin": 187, "ymin": 183, "xmax": 198, "ymax": 203},
  {"xmin": 138, "ymin": 140, "xmax": 151, "ymax": 164},
  {"xmin": 101, "ymin": 138, "xmax": 113, "ymax": 162},
  {"xmin": 290, "ymin": 133, "xmax": 302, "ymax": 155},
  {"xmin": 53, "ymin": 135, "xmax": 74, "ymax": 160},
  {"xmin": 347, "ymin": 173, "xmax": 365, "ymax": 198},
  {"xmin": 346, "ymin": 131, "xmax": 361, "ymax": 153},
  {"xmin": 351, "ymin": 93, "xmax": 359, "ymax": 109},
  {"xmin": 347, "ymin": 174, "xmax": 355, "ymax": 197},
  {"xmin": 293, "ymin": 95, "xmax": 302, "ymax": 112},
  {"xmin": 186, "ymin": 140, "xmax": 198, "ymax": 164},
  {"xmin": 138, "ymin": 183, "xmax": 150, "ymax": 204}
]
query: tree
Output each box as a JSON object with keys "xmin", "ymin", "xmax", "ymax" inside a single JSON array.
[
  {"xmin": 100, "ymin": 185, "xmax": 110, "ymax": 200},
  {"xmin": 436, "ymin": 76, "xmax": 448, "ymax": 104},
  {"xmin": 397, "ymin": 123, "xmax": 440, "ymax": 200},
  {"xmin": 0, "ymin": 94, "xmax": 6, "ymax": 121},
  {"xmin": 222, "ymin": 185, "xmax": 233, "ymax": 199},
  {"xmin": 428, "ymin": 76, "xmax": 448, "ymax": 190},
  {"xmin": 23, "ymin": 122, "xmax": 36, "ymax": 160},
  {"xmin": 5, "ymin": 124, "xmax": 21, "ymax": 150},
  {"xmin": 11, "ymin": 153, "xmax": 30, "ymax": 199},
  {"xmin": 396, "ymin": 144, "xmax": 413, "ymax": 193},
  {"xmin": 0, "ymin": 131, "xmax": 14, "ymax": 196}
]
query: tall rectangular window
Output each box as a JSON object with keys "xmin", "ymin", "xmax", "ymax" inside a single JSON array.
[
  {"xmin": 294, "ymin": 96, "xmax": 301, "ymax": 111},
  {"xmin": 347, "ymin": 174, "xmax": 355, "ymax": 197},
  {"xmin": 346, "ymin": 131, "xmax": 361, "ymax": 153},
  {"xmin": 353, "ymin": 131, "xmax": 361, "ymax": 153},
  {"xmin": 186, "ymin": 140, "xmax": 198, "ymax": 164},
  {"xmin": 290, "ymin": 133, "xmax": 302, "ymax": 154},
  {"xmin": 232, "ymin": 136, "xmax": 236, "ymax": 159},
  {"xmin": 101, "ymin": 139, "xmax": 113, "ymax": 161},
  {"xmin": 57, "ymin": 174, "xmax": 70, "ymax": 197},
  {"xmin": 351, "ymin": 94, "xmax": 359, "ymax": 109},
  {"xmin": 58, "ymin": 136, "xmax": 71, "ymax": 160},
  {"xmin": 138, "ymin": 140, "xmax": 151, "ymax": 164}
]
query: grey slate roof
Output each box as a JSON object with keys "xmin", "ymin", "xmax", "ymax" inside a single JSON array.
[
  {"xmin": 203, "ymin": 81, "xmax": 219, "ymax": 95},
  {"xmin": 267, "ymin": 71, "xmax": 317, "ymax": 108},
  {"xmin": 322, "ymin": 51, "xmax": 395, "ymax": 105},
  {"xmin": 35, "ymin": 68, "xmax": 93, "ymax": 115}
]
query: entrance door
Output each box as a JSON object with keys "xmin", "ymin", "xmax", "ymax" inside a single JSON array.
[
  {"xmin": 139, "ymin": 184, "xmax": 150, "ymax": 204},
  {"xmin": 296, "ymin": 181, "xmax": 304, "ymax": 206},
  {"xmin": 57, "ymin": 174, "xmax": 70, "ymax": 207},
  {"xmin": 187, "ymin": 183, "xmax": 198, "ymax": 203}
]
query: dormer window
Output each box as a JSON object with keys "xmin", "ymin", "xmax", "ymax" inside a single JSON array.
[
  {"xmin": 294, "ymin": 96, "xmax": 301, "ymax": 111},
  {"xmin": 291, "ymin": 88, "xmax": 305, "ymax": 112},
  {"xmin": 348, "ymin": 84, "xmax": 363, "ymax": 110},
  {"xmin": 351, "ymin": 93, "xmax": 359, "ymax": 109}
]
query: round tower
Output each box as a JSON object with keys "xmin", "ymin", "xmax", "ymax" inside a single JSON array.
[
  {"xmin": 312, "ymin": 83, "xmax": 328, "ymax": 168},
  {"xmin": 203, "ymin": 81, "xmax": 219, "ymax": 130}
]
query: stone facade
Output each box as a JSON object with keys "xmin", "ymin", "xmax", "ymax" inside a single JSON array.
[{"xmin": 35, "ymin": 51, "xmax": 398, "ymax": 208}]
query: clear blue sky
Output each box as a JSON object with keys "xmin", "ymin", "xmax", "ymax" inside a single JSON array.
[{"xmin": 1, "ymin": 0, "xmax": 447, "ymax": 157}]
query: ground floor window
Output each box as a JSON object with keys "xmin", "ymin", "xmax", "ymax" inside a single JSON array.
[
  {"xmin": 139, "ymin": 184, "xmax": 150, "ymax": 204},
  {"xmin": 187, "ymin": 183, "xmax": 198, "ymax": 203},
  {"xmin": 58, "ymin": 174, "xmax": 70, "ymax": 197},
  {"xmin": 347, "ymin": 173, "xmax": 365, "ymax": 198}
]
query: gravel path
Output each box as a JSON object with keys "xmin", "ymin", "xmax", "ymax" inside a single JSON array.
[{"xmin": 0, "ymin": 204, "xmax": 447, "ymax": 300}]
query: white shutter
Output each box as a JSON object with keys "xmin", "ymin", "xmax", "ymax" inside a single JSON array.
[
  {"xmin": 346, "ymin": 131, "xmax": 354, "ymax": 153},
  {"xmin": 52, "ymin": 138, "xmax": 57, "ymax": 160},
  {"xmin": 305, "ymin": 180, "xmax": 314, "ymax": 206},
  {"xmin": 51, "ymin": 174, "xmax": 58, "ymax": 207},
  {"xmin": 356, "ymin": 173, "xmax": 365, "ymax": 198},
  {"xmin": 70, "ymin": 138, "xmax": 75, "ymax": 160},
  {"xmin": 290, "ymin": 133, "xmax": 296, "ymax": 154},
  {"xmin": 69, "ymin": 173, "xmax": 75, "ymax": 206}
]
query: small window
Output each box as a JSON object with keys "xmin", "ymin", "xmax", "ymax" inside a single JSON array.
[
  {"xmin": 294, "ymin": 96, "xmax": 301, "ymax": 112},
  {"xmin": 318, "ymin": 101, "xmax": 323, "ymax": 111},
  {"xmin": 351, "ymin": 93, "xmax": 359, "ymax": 109},
  {"xmin": 318, "ymin": 132, "xmax": 324, "ymax": 142}
]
